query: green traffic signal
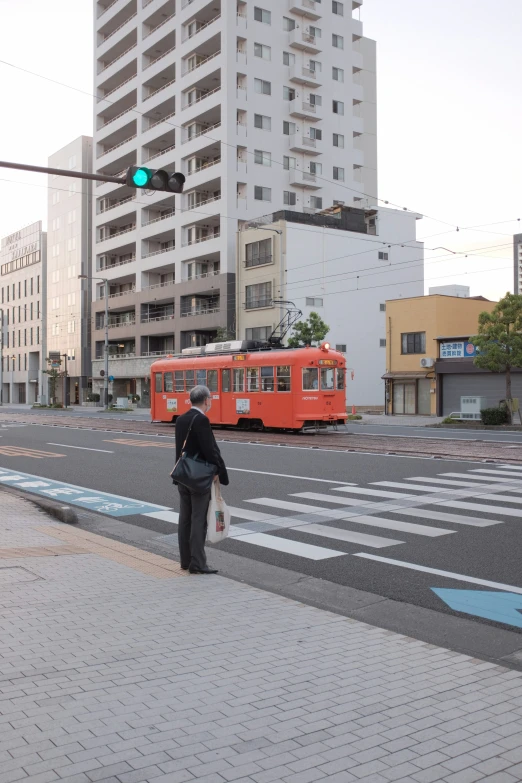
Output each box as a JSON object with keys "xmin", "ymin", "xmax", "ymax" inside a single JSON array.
[
  {"xmin": 125, "ymin": 165, "xmax": 185, "ymax": 193},
  {"xmin": 132, "ymin": 167, "xmax": 150, "ymax": 187}
]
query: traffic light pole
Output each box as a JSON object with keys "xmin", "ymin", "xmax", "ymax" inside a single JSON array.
[{"xmin": 0, "ymin": 160, "xmax": 126, "ymax": 185}]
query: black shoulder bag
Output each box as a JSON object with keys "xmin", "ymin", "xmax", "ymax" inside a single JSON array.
[{"xmin": 170, "ymin": 416, "xmax": 217, "ymax": 493}]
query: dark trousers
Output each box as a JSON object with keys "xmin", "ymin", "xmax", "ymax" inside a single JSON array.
[{"xmin": 178, "ymin": 486, "xmax": 211, "ymax": 570}]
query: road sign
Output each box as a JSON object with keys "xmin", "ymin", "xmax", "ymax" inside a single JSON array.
[
  {"xmin": 432, "ymin": 588, "xmax": 522, "ymax": 629},
  {"xmin": 109, "ymin": 375, "xmax": 114, "ymax": 382},
  {"xmin": 48, "ymin": 351, "xmax": 61, "ymax": 368}
]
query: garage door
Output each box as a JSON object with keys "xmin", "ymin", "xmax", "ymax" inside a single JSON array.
[{"xmin": 442, "ymin": 374, "xmax": 522, "ymax": 416}]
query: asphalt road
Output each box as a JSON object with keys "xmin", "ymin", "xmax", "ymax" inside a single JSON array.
[
  {"xmin": 343, "ymin": 421, "xmax": 522, "ymax": 443},
  {"xmin": 1, "ymin": 420, "xmax": 522, "ymax": 641}
]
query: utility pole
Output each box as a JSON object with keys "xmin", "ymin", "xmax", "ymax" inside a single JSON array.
[
  {"xmin": 78, "ymin": 275, "xmax": 109, "ymax": 409},
  {"xmin": 0, "ymin": 308, "xmax": 3, "ymax": 406},
  {"xmin": 61, "ymin": 353, "xmax": 68, "ymax": 408}
]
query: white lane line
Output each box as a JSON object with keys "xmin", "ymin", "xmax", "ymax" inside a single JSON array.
[
  {"xmin": 47, "ymin": 442, "xmax": 114, "ymax": 453},
  {"xmin": 353, "ymin": 553, "xmax": 522, "ymax": 595},
  {"xmin": 246, "ymin": 497, "xmax": 365, "ymax": 517},
  {"xmin": 227, "ymin": 507, "xmax": 278, "ymax": 522},
  {"xmin": 438, "ymin": 500, "xmax": 522, "ymax": 517},
  {"xmin": 441, "ymin": 472, "xmax": 522, "ymax": 484},
  {"xmin": 143, "ymin": 510, "xmax": 179, "ymax": 523},
  {"xmin": 470, "ymin": 468, "xmax": 522, "ymax": 478},
  {"xmin": 227, "ymin": 467, "xmax": 355, "ymax": 485},
  {"xmin": 291, "ymin": 524, "xmax": 402, "ymax": 549},
  {"xmin": 229, "ymin": 532, "xmax": 344, "ymax": 560},
  {"xmin": 393, "ymin": 507, "xmax": 500, "ymax": 527},
  {"xmin": 331, "ymin": 486, "xmax": 411, "ymax": 499},
  {"xmin": 371, "ymin": 481, "xmax": 450, "ymax": 493},
  {"xmin": 407, "ymin": 476, "xmax": 497, "ymax": 488}
]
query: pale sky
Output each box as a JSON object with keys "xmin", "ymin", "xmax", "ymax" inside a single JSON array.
[{"xmin": 0, "ymin": 0, "xmax": 520, "ymax": 299}]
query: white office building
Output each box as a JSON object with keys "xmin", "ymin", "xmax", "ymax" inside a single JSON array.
[{"xmin": 92, "ymin": 0, "xmax": 376, "ymax": 402}]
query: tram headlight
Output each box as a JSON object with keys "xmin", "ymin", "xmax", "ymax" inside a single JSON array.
[{"xmin": 321, "ymin": 342, "xmax": 331, "ymax": 351}]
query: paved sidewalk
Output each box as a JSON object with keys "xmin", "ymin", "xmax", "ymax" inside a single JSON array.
[
  {"xmin": 1, "ymin": 490, "xmax": 522, "ymax": 783},
  {"xmin": 354, "ymin": 415, "xmax": 444, "ymax": 426}
]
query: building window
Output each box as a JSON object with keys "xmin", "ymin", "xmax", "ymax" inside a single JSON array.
[
  {"xmin": 333, "ymin": 133, "xmax": 344, "ymax": 148},
  {"xmin": 284, "ymin": 191, "xmax": 296, "ymax": 206},
  {"xmin": 310, "ymin": 162, "xmax": 322, "ymax": 174},
  {"xmin": 67, "ymin": 237, "xmax": 76, "ymax": 251},
  {"xmin": 67, "ymin": 320, "xmax": 75, "ymax": 334},
  {"xmin": 283, "ymin": 86, "xmax": 296, "ymax": 100},
  {"xmin": 67, "ymin": 293, "xmax": 76, "ymax": 306},
  {"xmin": 37, "ymin": 275, "xmax": 40, "ymax": 294},
  {"xmin": 309, "ymin": 93, "xmax": 322, "ymax": 106},
  {"xmin": 332, "ymin": 1, "xmax": 344, "ymax": 15},
  {"xmin": 332, "ymin": 34, "xmax": 344, "ymax": 49},
  {"xmin": 378, "ymin": 251, "xmax": 389, "ymax": 260},
  {"xmin": 333, "ymin": 166, "xmax": 345, "ymax": 181},
  {"xmin": 254, "ymin": 149, "xmax": 271, "ymax": 166},
  {"xmin": 306, "ymin": 297, "xmax": 323, "ymax": 306},
  {"xmin": 68, "ymin": 154, "xmax": 77, "ymax": 169},
  {"xmin": 309, "ymin": 127, "xmax": 322, "ymax": 140},
  {"xmin": 283, "ymin": 121, "xmax": 296, "ymax": 135},
  {"xmin": 254, "ymin": 6, "xmax": 271, "ymax": 24},
  {"xmin": 332, "ymin": 66, "xmax": 344, "ymax": 82},
  {"xmin": 309, "ymin": 59, "xmax": 321, "ymax": 73},
  {"xmin": 380, "ymin": 339, "xmax": 386, "ymax": 347},
  {"xmin": 283, "ymin": 51, "xmax": 295, "ymax": 66},
  {"xmin": 401, "ymin": 332, "xmax": 426, "ymax": 354},
  {"xmin": 68, "ymin": 182, "xmax": 76, "ymax": 197},
  {"xmin": 283, "ymin": 156, "xmax": 296, "ymax": 170},
  {"xmin": 380, "ymin": 303, "xmax": 385, "ymax": 312},
  {"xmin": 310, "ymin": 196, "xmax": 323, "ymax": 209},
  {"xmin": 67, "ymin": 209, "xmax": 76, "ymax": 224},
  {"xmin": 254, "ymin": 186, "xmax": 271, "ymax": 201},
  {"xmin": 254, "ymin": 78, "xmax": 271, "ymax": 95},
  {"xmin": 254, "ymin": 113, "xmax": 271, "ymax": 130},
  {"xmin": 282, "ymin": 16, "xmax": 295, "ymax": 31},
  {"xmin": 52, "ymin": 191, "xmax": 60, "ymax": 205},
  {"xmin": 336, "ymin": 344, "xmax": 347, "ymax": 352},
  {"xmin": 254, "ymin": 42, "xmax": 271, "ymax": 60},
  {"xmin": 309, "ymin": 26, "xmax": 321, "ymax": 38},
  {"xmin": 333, "ymin": 100, "xmax": 344, "ymax": 115},
  {"xmin": 246, "ymin": 326, "xmax": 271, "ymax": 341},
  {"xmin": 245, "ymin": 238, "xmax": 272, "ymax": 268},
  {"xmin": 246, "ymin": 281, "xmax": 272, "ymax": 309},
  {"xmin": 37, "ymin": 327, "xmax": 40, "ymax": 344}
]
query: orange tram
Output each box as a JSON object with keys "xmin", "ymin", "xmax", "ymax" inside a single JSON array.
[{"xmin": 151, "ymin": 340, "xmax": 347, "ymax": 432}]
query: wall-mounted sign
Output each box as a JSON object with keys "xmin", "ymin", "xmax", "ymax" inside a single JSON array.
[
  {"xmin": 440, "ymin": 341, "xmax": 477, "ymax": 359},
  {"xmin": 236, "ymin": 399, "xmax": 250, "ymax": 414},
  {"xmin": 167, "ymin": 399, "xmax": 177, "ymax": 411}
]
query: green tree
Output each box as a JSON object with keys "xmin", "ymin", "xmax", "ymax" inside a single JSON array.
[
  {"xmin": 470, "ymin": 292, "xmax": 522, "ymax": 423},
  {"xmin": 287, "ymin": 311, "xmax": 330, "ymax": 348},
  {"xmin": 43, "ymin": 359, "xmax": 63, "ymax": 403},
  {"xmin": 215, "ymin": 326, "xmax": 236, "ymax": 342}
]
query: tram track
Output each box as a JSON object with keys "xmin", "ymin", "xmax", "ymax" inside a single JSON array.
[{"xmin": 1, "ymin": 411, "xmax": 521, "ymax": 464}]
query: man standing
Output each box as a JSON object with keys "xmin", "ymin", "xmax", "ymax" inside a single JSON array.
[{"xmin": 175, "ymin": 385, "xmax": 229, "ymax": 574}]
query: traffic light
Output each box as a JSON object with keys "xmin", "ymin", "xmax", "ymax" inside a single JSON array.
[{"xmin": 125, "ymin": 166, "xmax": 185, "ymax": 193}]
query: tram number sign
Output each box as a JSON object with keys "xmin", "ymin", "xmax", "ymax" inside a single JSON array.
[
  {"xmin": 318, "ymin": 359, "xmax": 338, "ymax": 366},
  {"xmin": 233, "ymin": 355, "xmax": 247, "ymax": 361}
]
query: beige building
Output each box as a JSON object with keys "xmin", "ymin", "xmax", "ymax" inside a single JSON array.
[
  {"xmin": 47, "ymin": 136, "xmax": 93, "ymax": 405},
  {"xmin": 0, "ymin": 221, "xmax": 47, "ymax": 404}
]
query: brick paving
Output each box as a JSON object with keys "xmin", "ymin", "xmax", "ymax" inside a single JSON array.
[
  {"xmin": 2, "ymin": 488, "xmax": 522, "ymax": 783},
  {"xmin": 1, "ymin": 411, "xmax": 521, "ymax": 464}
]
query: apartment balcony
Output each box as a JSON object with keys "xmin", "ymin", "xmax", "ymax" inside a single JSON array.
[
  {"xmin": 181, "ymin": 47, "xmax": 221, "ymax": 80},
  {"xmin": 288, "ymin": 28, "xmax": 322, "ymax": 54},
  {"xmin": 184, "ymin": 155, "xmax": 222, "ymax": 190},
  {"xmin": 288, "ymin": 133, "xmax": 321, "ymax": 155},
  {"xmin": 97, "ymin": 10, "xmax": 138, "ymax": 57},
  {"xmin": 141, "ymin": 210, "xmax": 176, "ymax": 239},
  {"xmin": 353, "ymin": 115, "xmax": 364, "ymax": 135},
  {"xmin": 288, "ymin": 64, "xmax": 322, "ymax": 87},
  {"xmin": 352, "ymin": 82, "xmax": 364, "ymax": 103},
  {"xmin": 180, "ymin": 120, "xmax": 222, "ymax": 154},
  {"xmin": 181, "ymin": 12, "xmax": 221, "ymax": 46},
  {"xmin": 95, "ymin": 339, "xmax": 135, "ymax": 360},
  {"xmin": 142, "ymin": 0, "xmax": 176, "ymax": 47},
  {"xmin": 352, "ymin": 49, "xmax": 364, "ymax": 70},
  {"xmin": 142, "ymin": 273, "xmax": 175, "ymax": 294},
  {"xmin": 97, "ymin": 250, "xmax": 136, "ymax": 272},
  {"xmin": 289, "ymin": 98, "xmax": 321, "ymax": 121},
  {"xmin": 141, "ymin": 304, "xmax": 175, "ymax": 333},
  {"xmin": 141, "ymin": 334, "xmax": 175, "ymax": 358},
  {"xmin": 98, "ymin": 32, "xmax": 137, "ymax": 77},
  {"xmin": 180, "ymin": 295, "xmax": 220, "ymax": 318},
  {"xmin": 180, "ymin": 86, "xmax": 221, "ymax": 124},
  {"xmin": 97, "ymin": 61, "xmax": 137, "ymax": 103},
  {"xmin": 353, "ymin": 17, "xmax": 363, "ymax": 37},
  {"xmin": 352, "ymin": 147, "xmax": 365, "ymax": 166},
  {"xmin": 288, "ymin": 169, "xmax": 321, "ymax": 189},
  {"xmin": 143, "ymin": 29, "xmax": 176, "ymax": 72},
  {"xmin": 97, "ymin": 282, "xmax": 136, "ymax": 303},
  {"xmin": 96, "ymin": 125, "xmax": 137, "ymax": 164},
  {"xmin": 141, "ymin": 98, "xmax": 176, "ymax": 141},
  {"xmin": 288, "ymin": 0, "xmax": 322, "ymax": 20},
  {"xmin": 96, "ymin": 0, "xmax": 130, "ymax": 25},
  {"xmin": 97, "ymin": 194, "xmax": 135, "ymax": 217},
  {"xmin": 98, "ymin": 91, "xmax": 138, "ymax": 135},
  {"xmin": 181, "ymin": 188, "xmax": 221, "ymax": 216},
  {"xmin": 142, "ymin": 60, "xmax": 176, "ymax": 103},
  {"xmin": 141, "ymin": 240, "xmax": 176, "ymax": 271}
]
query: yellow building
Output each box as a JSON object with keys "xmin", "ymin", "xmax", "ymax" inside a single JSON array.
[{"xmin": 384, "ymin": 295, "xmax": 496, "ymax": 415}]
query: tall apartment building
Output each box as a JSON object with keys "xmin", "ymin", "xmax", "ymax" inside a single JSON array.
[
  {"xmin": 514, "ymin": 233, "xmax": 522, "ymax": 294},
  {"xmin": 0, "ymin": 222, "xmax": 47, "ymax": 404},
  {"xmin": 92, "ymin": 0, "xmax": 376, "ymax": 402},
  {"xmin": 47, "ymin": 136, "xmax": 93, "ymax": 405}
]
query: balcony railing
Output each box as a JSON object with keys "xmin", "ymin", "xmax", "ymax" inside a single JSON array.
[
  {"xmin": 180, "ymin": 305, "xmax": 219, "ymax": 317},
  {"xmin": 100, "ymin": 104, "xmax": 137, "ymax": 127},
  {"xmin": 142, "ymin": 246, "xmax": 175, "ymax": 259},
  {"xmin": 99, "ymin": 73, "xmax": 137, "ymax": 101},
  {"xmin": 245, "ymin": 298, "xmax": 272, "ymax": 310},
  {"xmin": 141, "ymin": 314, "xmax": 175, "ymax": 323},
  {"xmin": 96, "ymin": 224, "xmax": 136, "ymax": 243},
  {"xmin": 144, "ymin": 45, "xmax": 176, "ymax": 69},
  {"xmin": 97, "ymin": 134, "xmax": 137, "ymax": 158},
  {"xmin": 181, "ymin": 120, "xmax": 221, "ymax": 144},
  {"xmin": 97, "ymin": 254, "xmax": 136, "ymax": 271},
  {"xmin": 102, "ymin": 13, "xmax": 137, "ymax": 43},
  {"xmin": 184, "ymin": 269, "xmax": 220, "ymax": 281},
  {"xmin": 147, "ymin": 110, "xmax": 176, "ymax": 130},
  {"xmin": 97, "ymin": 287, "xmax": 136, "ymax": 300},
  {"xmin": 181, "ymin": 194, "xmax": 220, "ymax": 212},
  {"xmin": 182, "ymin": 14, "xmax": 220, "ymax": 42},
  {"xmin": 142, "ymin": 350, "xmax": 173, "ymax": 357},
  {"xmin": 182, "ymin": 231, "xmax": 220, "ymax": 247},
  {"xmin": 144, "ymin": 143, "xmax": 176, "ymax": 162},
  {"xmin": 96, "ymin": 168, "xmax": 126, "ymax": 187},
  {"xmin": 143, "ymin": 279, "xmax": 175, "ymax": 290},
  {"xmin": 98, "ymin": 0, "xmax": 119, "ymax": 19},
  {"xmin": 99, "ymin": 195, "xmax": 134, "ymax": 213},
  {"xmin": 144, "ymin": 78, "xmax": 176, "ymax": 101},
  {"xmin": 182, "ymin": 49, "xmax": 220, "ymax": 76},
  {"xmin": 186, "ymin": 157, "xmax": 221, "ymax": 176},
  {"xmin": 96, "ymin": 318, "xmax": 136, "ymax": 330},
  {"xmin": 143, "ymin": 12, "xmax": 175, "ymax": 38},
  {"xmin": 182, "ymin": 84, "xmax": 220, "ymax": 110},
  {"xmin": 100, "ymin": 43, "xmax": 137, "ymax": 72},
  {"xmin": 142, "ymin": 210, "xmax": 175, "ymax": 227}
]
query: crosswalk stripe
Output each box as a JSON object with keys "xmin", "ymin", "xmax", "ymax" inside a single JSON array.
[
  {"xmin": 371, "ymin": 481, "xmax": 450, "ymax": 493},
  {"xmin": 470, "ymin": 468, "xmax": 522, "ymax": 478},
  {"xmin": 393, "ymin": 507, "xmax": 501, "ymax": 527},
  {"xmin": 246, "ymin": 497, "xmax": 363, "ymax": 517},
  {"xmin": 407, "ymin": 476, "xmax": 496, "ymax": 488},
  {"xmin": 438, "ymin": 500, "xmax": 522, "ymax": 517},
  {"xmin": 227, "ymin": 507, "xmax": 278, "ymax": 522},
  {"xmin": 290, "ymin": 524, "xmax": 402, "ymax": 548},
  {"xmin": 497, "ymin": 465, "xmax": 522, "ymax": 471},
  {"xmin": 143, "ymin": 510, "xmax": 179, "ymax": 524},
  {"xmin": 292, "ymin": 491, "xmax": 372, "ymax": 506},
  {"xmin": 331, "ymin": 486, "xmax": 411, "ymax": 499},
  {"xmin": 477, "ymin": 493, "xmax": 522, "ymax": 506},
  {"xmin": 442, "ymin": 472, "xmax": 522, "ymax": 484},
  {"xmin": 228, "ymin": 532, "xmax": 344, "ymax": 560},
  {"xmin": 342, "ymin": 514, "xmax": 454, "ymax": 537}
]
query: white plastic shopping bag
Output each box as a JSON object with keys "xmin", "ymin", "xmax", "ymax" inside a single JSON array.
[{"xmin": 206, "ymin": 480, "xmax": 230, "ymax": 543}]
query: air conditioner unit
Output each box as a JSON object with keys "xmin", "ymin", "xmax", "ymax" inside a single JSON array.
[{"xmin": 420, "ymin": 358, "xmax": 434, "ymax": 368}]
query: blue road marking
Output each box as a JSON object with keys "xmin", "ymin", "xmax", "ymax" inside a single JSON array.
[
  {"xmin": 432, "ymin": 587, "xmax": 522, "ymax": 629},
  {"xmin": 0, "ymin": 467, "xmax": 171, "ymax": 517}
]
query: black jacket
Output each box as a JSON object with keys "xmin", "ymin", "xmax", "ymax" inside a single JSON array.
[{"xmin": 175, "ymin": 408, "xmax": 229, "ymax": 485}]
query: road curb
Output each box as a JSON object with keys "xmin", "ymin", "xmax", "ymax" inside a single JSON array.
[{"xmin": 1, "ymin": 484, "xmax": 78, "ymax": 524}]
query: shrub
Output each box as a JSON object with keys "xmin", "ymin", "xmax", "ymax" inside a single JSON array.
[
  {"xmin": 480, "ymin": 407, "xmax": 509, "ymax": 425},
  {"xmin": 52, "ymin": 403, "xmax": 63, "ymax": 409},
  {"xmin": 347, "ymin": 413, "xmax": 362, "ymax": 420},
  {"xmin": 131, "ymin": 394, "xmax": 140, "ymax": 403},
  {"xmin": 86, "ymin": 392, "xmax": 100, "ymax": 402}
]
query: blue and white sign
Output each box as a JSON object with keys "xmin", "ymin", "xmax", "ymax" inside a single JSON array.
[
  {"xmin": 432, "ymin": 588, "xmax": 522, "ymax": 629},
  {"xmin": 0, "ymin": 468, "xmax": 170, "ymax": 517},
  {"xmin": 440, "ymin": 341, "xmax": 477, "ymax": 359}
]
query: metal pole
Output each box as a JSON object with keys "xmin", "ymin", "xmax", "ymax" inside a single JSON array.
[
  {"xmin": 0, "ymin": 308, "xmax": 3, "ymax": 406},
  {"xmin": 0, "ymin": 160, "xmax": 126, "ymax": 185},
  {"xmin": 62, "ymin": 353, "xmax": 68, "ymax": 408},
  {"xmin": 104, "ymin": 282, "xmax": 109, "ymax": 410}
]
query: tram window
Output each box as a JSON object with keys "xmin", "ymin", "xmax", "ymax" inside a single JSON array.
[
  {"xmin": 261, "ymin": 366, "xmax": 274, "ymax": 391},
  {"xmin": 175, "ymin": 371, "xmax": 184, "ymax": 392},
  {"xmin": 185, "ymin": 370, "xmax": 195, "ymax": 389},
  {"xmin": 222, "ymin": 368, "xmax": 231, "ymax": 392},
  {"xmin": 233, "ymin": 368, "xmax": 244, "ymax": 392},
  {"xmin": 155, "ymin": 373, "xmax": 162, "ymax": 393},
  {"xmin": 164, "ymin": 372, "xmax": 174, "ymax": 393},
  {"xmin": 276, "ymin": 365, "xmax": 291, "ymax": 392},
  {"xmin": 247, "ymin": 367, "xmax": 259, "ymax": 392},
  {"xmin": 196, "ymin": 369, "xmax": 206, "ymax": 386},
  {"xmin": 321, "ymin": 368, "xmax": 335, "ymax": 390},
  {"xmin": 303, "ymin": 368, "xmax": 319, "ymax": 390},
  {"xmin": 337, "ymin": 368, "xmax": 345, "ymax": 390},
  {"xmin": 207, "ymin": 369, "xmax": 218, "ymax": 392}
]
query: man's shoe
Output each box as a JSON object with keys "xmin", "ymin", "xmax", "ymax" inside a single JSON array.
[
  {"xmin": 189, "ymin": 566, "xmax": 218, "ymax": 574},
  {"xmin": 180, "ymin": 565, "xmax": 189, "ymax": 571}
]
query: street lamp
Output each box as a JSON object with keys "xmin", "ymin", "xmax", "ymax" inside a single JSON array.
[{"xmin": 79, "ymin": 274, "xmax": 109, "ymax": 410}]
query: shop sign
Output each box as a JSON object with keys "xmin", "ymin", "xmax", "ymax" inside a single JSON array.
[{"xmin": 440, "ymin": 341, "xmax": 477, "ymax": 358}]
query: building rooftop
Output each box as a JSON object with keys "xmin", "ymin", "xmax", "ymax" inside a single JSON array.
[{"xmin": 242, "ymin": 206, "xmax": 369, "ymax": 236}]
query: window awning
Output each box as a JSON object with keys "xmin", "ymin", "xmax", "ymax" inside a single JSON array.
[{"xmin": 381, "ymin": 371, "xmax": 432, "ymax": 380}]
